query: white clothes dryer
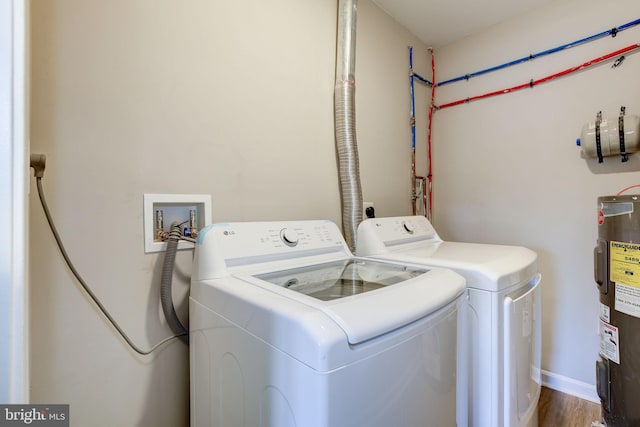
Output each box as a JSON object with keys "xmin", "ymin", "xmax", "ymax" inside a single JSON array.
[
  {"xmin": 190, "ymin": 220, "xmax": 466, "ymax": 427},
  {"xmin": 357, "ymin": 216, "xmax": 542, "ymax": 427}
]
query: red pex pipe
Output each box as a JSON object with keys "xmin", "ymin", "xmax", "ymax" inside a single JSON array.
[
  {"xmin": 427, "ymin": 48, "xmax": 436, "ymax": 220},
  {"xmin": 436, "ymin": 43, "xmax": 640, "ymax": 110}
]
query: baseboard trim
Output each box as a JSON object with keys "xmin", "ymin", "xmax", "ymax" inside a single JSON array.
[{"xmin": 541, "ymin": 370, "xmax": 599, "ymax": 403}]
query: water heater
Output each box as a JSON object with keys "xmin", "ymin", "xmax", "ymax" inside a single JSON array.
[{"xmin": 594, "ymin": 195, "xmax": 640, "ymax": 426}]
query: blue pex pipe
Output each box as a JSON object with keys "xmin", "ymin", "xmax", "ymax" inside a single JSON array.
[
  {"xmin": 409, "ymin": 46, "xmax": 433, "ymax": 150},
  {"xmin": 437, "ymin": 17, "xmax": 640, "ymax": 87},
  {"xmin": 410, "ymin": 47, "xmax": 417, "ymax": 150},
  {"xmin": 413, "ymin": 72, "xmax": 432, "ymax": 85},
  {"xmin": 409, "ymin": 46, "xmax": 433, "ymax": 86}
]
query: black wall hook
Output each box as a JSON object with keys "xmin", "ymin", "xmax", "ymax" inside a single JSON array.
[{"xmin": 612, "ymin": 55, "xmax": 626, "ymax": 68}]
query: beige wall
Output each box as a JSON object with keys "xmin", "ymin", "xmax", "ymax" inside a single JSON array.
[
  {"xmin": 29, "ymin": 0, "xmax": 426, "ymax": 425},
  {"xmin": 433, "ymin": 0, "xmax": 640, "ymax": 397}
]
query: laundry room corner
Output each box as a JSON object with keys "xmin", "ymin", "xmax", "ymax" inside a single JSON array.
[{"xmin": 431, "ymin": 0, "xmax": 640, "ymax": 400}]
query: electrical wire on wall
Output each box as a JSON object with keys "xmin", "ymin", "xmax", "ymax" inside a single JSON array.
[
  {"xmin": 616, "ymin": 184, "xmax": 640, "ymax": 195},
  {"xmin": 30, "ymin": 154, "xmax": 187, "ymax": 355}
]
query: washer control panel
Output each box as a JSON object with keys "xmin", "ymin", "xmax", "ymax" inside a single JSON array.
[
  {"xmin": 196, "ymin": 220, "xmax": 349, "ymax": 274},
  {"xmin": 280, "ymin": 228, "xmax": 300, "ymax": 247}
]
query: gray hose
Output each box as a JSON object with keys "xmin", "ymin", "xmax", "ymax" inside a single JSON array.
[
  {"xmin": 35, "ymin": 176, "xmax": 183, "ymax": 354},
  {"xmin": 334, "ymin": 0, "xmax": 363, "ymax": 252},
  {"xmin": 160, "ymin": 222, "xmax": 189, "ymax": 344}
]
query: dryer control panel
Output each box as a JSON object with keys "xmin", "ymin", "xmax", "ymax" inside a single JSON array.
[{"xmin": 358, "ymin": 216, "xmax": 440, "ymax": 246}]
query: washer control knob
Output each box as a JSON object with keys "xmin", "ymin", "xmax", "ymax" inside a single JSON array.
[
  {"xmin": 280, "ymin": 228, "xmax": 299, "ymax": 246},
  {"xmin": 402, "ymin": 222, "xmax": 414, "ymax": 234}
]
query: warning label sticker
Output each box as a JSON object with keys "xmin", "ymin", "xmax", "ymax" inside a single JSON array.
[
  {"xmin": 600, "ymin": 303, "xmax": 610, "ymax": 323},
  {"xmin": 599, "ymin": 320, "xmax": 620, "ymax": 364},
  {"xmin": 610, "ymin": 241, "xmax": 640, "ymax": 288},
  {"xmin": 615, "ymin": 282, "xmax": 640, "ymax": 318}
]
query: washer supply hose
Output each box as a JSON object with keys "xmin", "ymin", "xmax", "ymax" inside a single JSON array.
[{"xmin": 161, "ymin": 222, "xmax": 189, "ymax": 344}]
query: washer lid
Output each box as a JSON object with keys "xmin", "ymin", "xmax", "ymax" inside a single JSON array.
[
  {"xmin": 255, "ymin": 258, "xmax": 425, "ymax": 301},
  {"xmin": 253, "ymin": 259, "xmax": 465, "ymax": 344}
]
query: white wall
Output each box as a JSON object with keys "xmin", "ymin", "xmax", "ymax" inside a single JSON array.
[
  {"xmin": 29, "ymin": 0, "xmax": 426, "ymax": 425},
  {"xmin": 1, "ymin": 0, "xmax": 28, "ymax": 404},
  {"xmin": 432, "ymin": 0, "xmax": 640, "ymax": 398}
]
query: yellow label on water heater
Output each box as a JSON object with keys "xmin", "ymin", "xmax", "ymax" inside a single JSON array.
[{"xmin": 610, "ymin": 241, "xmax": 640, "ymax": 288}]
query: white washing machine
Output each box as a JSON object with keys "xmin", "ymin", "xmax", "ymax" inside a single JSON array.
[
  {"xmin": 357, "ymin": 216, "xmax": 542, "ymax": 427},
  {"xmin": 190, "ymin": 220, "xmax": 466, "ymax": 427}
]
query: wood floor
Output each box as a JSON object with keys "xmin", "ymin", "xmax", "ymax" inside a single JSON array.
[{"xmin": 538, "ymin": 387, "xmax": 602, "ymax": 427}]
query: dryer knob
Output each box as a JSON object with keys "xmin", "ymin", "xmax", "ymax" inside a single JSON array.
[
  {"xmin": 402, "ymin": 222, "xmax": 414, "ymax": 234},
  {"xmin": 280, "ymin": 228, "xmax": 299, "ymax": 246}
]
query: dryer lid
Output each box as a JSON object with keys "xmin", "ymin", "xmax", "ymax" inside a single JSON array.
[
  {"xmin": 374, "ymin": 242, "xmax": 537, "ymax": 292},
  {"xmin": 357, "ymin": 216, "xmax": 537, "ymax": 292}
]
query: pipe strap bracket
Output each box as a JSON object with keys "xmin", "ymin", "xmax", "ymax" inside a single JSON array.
[
  {"xmin": 596, "ymin": 111, "xmax": 604, "ymax": 163},
  {"xmin": 619, "ymin": 106, "xmax": 628, "ymax": 162}
]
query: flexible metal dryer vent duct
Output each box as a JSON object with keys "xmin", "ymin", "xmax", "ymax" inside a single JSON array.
[{"xmin": 334, "ymin": 0, "xmax": 363, "ymax": 252}]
